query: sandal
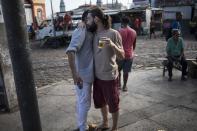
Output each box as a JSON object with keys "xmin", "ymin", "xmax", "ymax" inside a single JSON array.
[
  {"xmin": 111, "ymin": 129, "xmax": 118, "ymax": 131},
  {"xmin": 72, "ymin": 124, "xmax": 97, "ymax": 131},
  {"xmin": 96, "ymin": 125, "xmax": 110, "ymax": 131}
]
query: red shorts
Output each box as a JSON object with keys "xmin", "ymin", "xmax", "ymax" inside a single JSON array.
[{"xmin": 93, "ymin": 77, "xmax": 119, "ymax": 113}]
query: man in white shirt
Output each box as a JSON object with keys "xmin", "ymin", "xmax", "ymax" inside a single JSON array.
[{"xmin": 66, "ymin": 10, "xmax": 94, "ymax": 131}]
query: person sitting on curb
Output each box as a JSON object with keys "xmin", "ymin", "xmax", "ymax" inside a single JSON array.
[{"xmin": 166, "ymin": 29, "xmax": 187, "ymax": 81}]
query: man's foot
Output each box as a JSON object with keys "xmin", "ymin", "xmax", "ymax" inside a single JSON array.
[
  {"xmin": 73, "ymin": 124, "xmax": 96, "ymax": 131},
  {"xmin": 88, "ymin": 124, "xmax": 97, "ymax": 131},
  {"xmin": 111, "ymin": 127, "xmax": 118, "ymax": 131},
  {"xmin": 111, "ymin": 129, "xmax": 118, "ymax": 131},
  {"xmin": 122, "ymin": 85, "xmax": 128, "ymax": 92},
  {"xmin": 96, "ymin": 125, "xmax": 110, "ymax": 131},
  {"xmin": 168, "ymin": 77, "xmax": 172, "ymax": 82},
  {"xmin": 181, "ymin": 76, "xmax": 187, "ymax": 81}
]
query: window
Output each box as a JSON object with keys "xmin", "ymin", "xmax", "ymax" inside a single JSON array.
[{"xmin": 37, "ymin": 9, "xmax": 42, "ymax": 20}]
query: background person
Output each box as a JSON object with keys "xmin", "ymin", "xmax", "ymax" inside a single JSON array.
[
  {"xmin": 166, "ymin": 29, "xmax": 187, "ymax": 81},
  {"xmin": 118, "ymin": 17, "xmax": 137, "ymax": 92}
]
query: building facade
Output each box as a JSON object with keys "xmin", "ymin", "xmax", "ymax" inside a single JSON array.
[
  {"xmin": 60, "ymin": 0, "xmax": 65, "ymax": 12},
  {"xmin": 0, "ymin": 1, "xmax": 3, "ymax": 23},
  {"xmin": 24, "ymin": 0, "xmax": 34, "ymax": 26},
  {"xmin": 154, "ymin": 0, "xmax": 195, "ymax": 7},
  {"xmin": 0, "ymin": 0, "xmax": 46, "ymax": 111},
  {"xmin": 24, "ymin": 0, "xmax": 46, "ymax": 25},
  {"xmin": 32, "ymin": 0, "xmax": 46, "ymax": 24},
  {"xmin": 96, "ymin": 0, "xmax": 102, "ymax": 7},
  {"xmin": 133, "ymin": 0, "xmax": 150, "ymax": 6}
]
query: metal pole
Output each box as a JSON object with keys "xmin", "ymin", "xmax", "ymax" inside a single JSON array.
[
  {"xmin": 149, "ymin": 0, "xmax": 151, "ymax": 8},
  {"xmin": 1, "ymin": 0, "xmax": 42, "ymax": 131},
  {"xmin": 50, "ymin": 0, "xmax": 56, "ymax": 36}
]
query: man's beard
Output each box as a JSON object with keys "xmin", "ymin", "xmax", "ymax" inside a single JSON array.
[{"xmin": 87, "ymin": 22, "xmax": 97, "ymax": 33}]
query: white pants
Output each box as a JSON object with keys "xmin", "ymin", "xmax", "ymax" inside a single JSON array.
[{"xmin": 75, "ymin": 82, "xmax": 92, "ymax": 131}]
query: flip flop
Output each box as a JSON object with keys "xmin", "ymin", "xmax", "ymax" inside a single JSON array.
[{"xmin": 96, "ymin": 125, "xmax": 110, "ymax": 131}]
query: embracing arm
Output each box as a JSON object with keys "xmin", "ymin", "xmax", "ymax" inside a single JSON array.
[
  {"xmin": 112, "ymin": 32, "xmax": 125, "ymax": 59},
  {"xmin": 67, "ymin": 51, "xmax": 77, "ymax": 84},
  {"xmin": 65, "ymin": 28, "xmax": 86, "ymax": 84},
  {"xmin": 111, "ymin": 42, "xmax": 125, "ymax": 60}
]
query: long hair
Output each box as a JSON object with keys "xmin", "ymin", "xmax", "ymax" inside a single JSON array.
[
  {"xmin": 82, "ymin": 10, "xmax": 89, "ymax": 22},
  {"xmin": 89, "ymin": 7, "xmax": 111, "ymax": 29}
]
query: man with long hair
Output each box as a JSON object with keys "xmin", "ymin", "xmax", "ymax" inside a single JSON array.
[{"xmin": 87, "ymin": 7, "xmax": 124, "ymax": 131}]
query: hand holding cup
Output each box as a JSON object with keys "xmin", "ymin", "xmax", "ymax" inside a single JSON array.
[{"xmin": 98, "ymin": 37, "xmax": 115, "ymax": 49}]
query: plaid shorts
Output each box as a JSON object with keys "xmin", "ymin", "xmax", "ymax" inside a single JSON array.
[{"xmin": 93, "ymin": 77, "xmax": 119, "ymax": 113}]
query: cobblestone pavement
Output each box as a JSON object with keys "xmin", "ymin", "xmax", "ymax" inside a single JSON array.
[{"xmin": 30, "ymin": 36, "xmax": 197, "ymax": 88}]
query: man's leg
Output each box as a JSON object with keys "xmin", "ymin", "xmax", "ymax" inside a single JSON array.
[
  {"xmin": 101, "ymin": 106, "xmax": 109, "ymax": 128},
  {"xmin": 118, "ymin": 71, "xmax": 121, "ymax": 89},
  {"xmin": 76, "ymin": 83, "xmax": 92, "ymax": 131},
  {"xmin": 167, "ymin": 57, "xmax": 173, "ymax": 81},
  {"xmin": 103, "ymin": 78, "xmax": 119, "ymax": 130},
  {"xmin": 123, "ymin": 73, "xmax": 128, "ymax": 91},
  {"xmin": 122, "ymin": 59, "xmax": 133, "ymax": 91},
  {"xmin": 154, "ymin": 31, "xmax": 156, "ymax": 38},
  {"xmin": 180, "ymin": 57, "xmax": 188, "ymax": 80},
  {"xmin": 111, "ymin": 111, "xmax": 119, "ymax": 131},
  {"xmin": 93, "ymin": 78, "xmax": 109, "ymax": 130},
  {"xmin": 117, "ymin": 60, "xmax": 123, "ymax": 90}
]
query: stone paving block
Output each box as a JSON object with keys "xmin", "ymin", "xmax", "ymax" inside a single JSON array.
[
  {"xmin": 184, "ymin": 103, "xmax": 197, "ymax": 112},
  {"xmin": 37, "ymin": 84, "xmax": 77, "ymax": 131},
  {"xmin": 130, "ymin": 87, "xmax": 175, "ymax": 102},
  {"xmin": 39, "ymin": 96, "xmax": 77, "ymax": 130},
  {"xmin": 119, "ymin": 92, "xmax": 159, "ymax": 112},
  {"xmin": 150, "ymin": 107, "xmax": 197, "ymax": 131},
  {"xmin": 132, "ymin": 103, "xmax": 174, "ymax": 119},
  {"xmin": 119, "ymin": 119, "xmax": 169, "ymax": 131},
  {"xmin": 0, "ymin": 112, "xmax": 22, "ymax": 131},
  {"xmin": 128, "ymin": 70, "xmax": 197, "ymax": 99},
  {"xmin": 1, "ymin": 69, "xmax": 197, "ymax": 131},
  {"xmin": 161, "ymin": 91, "xmax": 197, "ymax": 108},
  {"xmin": 41, "ymin": 109, "xmax": 76, "ymax": 131},
  {"xmin": 117, "ymin": 111, "xmax": 141, "ymax": 128}
]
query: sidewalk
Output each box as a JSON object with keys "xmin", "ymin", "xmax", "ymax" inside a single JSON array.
[{"xmin": 0, "ymin": 69, "xmax": 197, "ymax": 131}]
